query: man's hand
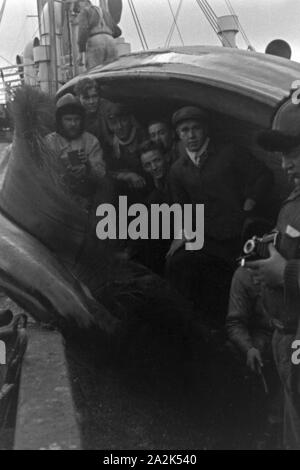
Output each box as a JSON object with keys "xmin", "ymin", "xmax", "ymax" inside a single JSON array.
[
  {"xmin": 77, "ymin": 149, "xmax": 87, "ymax": 165},
  {"xmin": 166, "ymin": 237, "xmax": 186, "ymax": 258},
  {"xmin": 244, "ymin": 244, "xmax": 287, "ymax": 288},
  {"xmin": 243, "ymin": 198, "xmax": 256, "ymax": 212},
  {"xmin": 247, "ymin": 347, "xmax": 263, "ymax": 373},
  {"xmin": 120, "ymin": 172, "xmax": 146, "ymax": 189},
  {"xmin": 68, "ymin": 164, "xmax": 86, "ymax": 179}
]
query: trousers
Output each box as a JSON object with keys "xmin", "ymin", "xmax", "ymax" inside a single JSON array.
[{"xmin": 85, "ymin": 34, "xmax": 118, "ymax": 69}]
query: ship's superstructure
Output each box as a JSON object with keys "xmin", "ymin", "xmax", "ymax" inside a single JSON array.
[{"xmin": 0, "ymin": 0, "xmax": 251, "ymax": 102}]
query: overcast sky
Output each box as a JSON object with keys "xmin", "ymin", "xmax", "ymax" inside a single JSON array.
[{"xmin": 0, "ymin": 0, "xmax": 300, "ymax": 67}]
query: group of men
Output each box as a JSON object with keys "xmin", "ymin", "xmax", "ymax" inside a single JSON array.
[{"xmin": 45, "ymin": 76, "xmax": 300, "ymax": 449}]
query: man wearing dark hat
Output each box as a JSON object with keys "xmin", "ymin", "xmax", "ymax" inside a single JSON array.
[
  {"xmin": 166, "ymin": 105, "xmax": 273, "ymax": 323},
  {"xmin": 245, "ymin": 130, "xmax": 300, "ymax": 449},
  {"xmin": 46, "ymin": 93, "xmax": 105, "ymax": 206}
]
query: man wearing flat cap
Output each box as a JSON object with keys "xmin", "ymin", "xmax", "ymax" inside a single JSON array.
[
  {"xmin": 166, "ymin": 105, "xmax": 273, "ymax": 324},
  {"xmin": 245, "ymin": 129, "xmax": 300, "ymax": 449}
]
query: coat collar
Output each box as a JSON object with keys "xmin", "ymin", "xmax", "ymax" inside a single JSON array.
[
  {"xmin": 180, "ymin": 140, "xmax": 215, "ymax": 169},
  {"xmin": 284, "ymin": 186, "xmax": 300, "ymax": 204}
]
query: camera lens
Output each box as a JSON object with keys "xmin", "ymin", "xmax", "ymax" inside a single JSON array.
[{"xmin": 243, "ymin": 239, "xmax": 256, "ymax": 255}]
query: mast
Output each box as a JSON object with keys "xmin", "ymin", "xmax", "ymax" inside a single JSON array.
[
  {"xmin": 36, "ymin": 0, "xmax": 42, "ymax": 37},
  {"xmin": 48, "ymin": 0, "xmax": 58, "ymax": 95}
]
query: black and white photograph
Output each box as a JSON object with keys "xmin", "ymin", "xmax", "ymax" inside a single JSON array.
[{"xmin": 0, "ymin": 0, "xmax": 300, "ymax": 453}]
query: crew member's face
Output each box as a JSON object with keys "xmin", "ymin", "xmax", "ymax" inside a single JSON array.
[
  {"xmin": 148, "ymin": 122, "xmax": 173, "ymax": 151},
  {"xmin": 109, "ymin": 114, "xmax": 133, "ymax": 141},
  {"xmin": 282, "ymin": 147, "xmax": 300, "ymax": 187},
  {"xmin": 141, "ymin": 150, "xmax": 166, "ymax": 181},
  {"xmin": 177, "ymin": 119, "xmax": 207, "ymax": 152},
  {"xmin": 79, "ymin": 87, "xmax": 99, "ymax": 114},
  {"xmin": 61, "ymin": 114, "xmax": 82, "ymax": 139}
]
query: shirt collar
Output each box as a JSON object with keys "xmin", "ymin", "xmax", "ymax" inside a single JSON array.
[{"xmin": 185, "ymin": 138, "xmax": 210, "ymax": 166}]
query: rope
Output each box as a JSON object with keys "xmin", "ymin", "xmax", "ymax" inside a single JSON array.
[
  {"xmin": 0, "ymin": 0, "xmax": 6, "ymax": 28},
  {"xmin": 165, "ymin": 0, "xmax": 184, "ymax": 48},
  {"xmin": 127, "ymin": 0, "xmax": 146, "ymax": 50},
  {"xmin": 9, "ymin": 17, "xmax": 28, "ymax": 60},
  {"xmin": 196, "ymin": 0, "xmax": 239, "ymax": 48},
  {"xmin": 31, "ymin": 26, "xmax": 40, "ymax": 39},
  {"xmin": 128, "ymin": 0, "xmax": 148, "ymax": 50},
  {"xmin": 131, "ymin": 0, "xmax": 149, "ymax": 49},
  {"xmin": 165, "ymin": 0, "xmax": 183, "ymax": 47},
  {"xmin": 224, "ymin": 0, "xmax": 254, "ymax": 50},
  {"xmin": 197, "ymin": 0, "xmax": 219, "ymax": 32},
  {"xmin": 194, "ymin": 0, "xmax": 222, "ymax": 45},
  {"xmin": 202, "ymin": 0, "xmax": 219, "ymax": 27}
]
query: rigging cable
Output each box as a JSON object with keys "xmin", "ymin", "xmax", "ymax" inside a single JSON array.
[
  {"xmin": 165, "ymin": 0, "xmax": 183, "ymax": 47},
  {"xmin": 194, "ymin": 0, "xmax": 221, "ymax": 42},
  {"xmin": 131, "ymin": 0, "xmax": 149, "ymax": 49},
  {"xmin": 127, "ymin": 0, "xmax": 146, "ymax": 50},
  {"xmin": 31, "ymin": 26, "xmax": 40, "ymax": 39},
  {"xmin": 9, "ymin": 17, "xmax": 28, "ymax": 60},
  {"xmin": 225, "ymin": 0, "xmax": 247, "ymax": 42},
  {"xmin": 202, "ymin": 0, "xmax": 219, "ymax": 29},
  {"xmin": 0, "ymin": 54, "xmax": 12, "ymax": 66},
  {"xmin": 195, "ymin": 0, "xmax": 234, "ymax": 48},
  {"xmin": 203, "ymin": 0, "xmax": 234, "ymax": 48},
  {"xmin": 127, "ymin": 0, "xmax": 148, "ymax": 50},
  {"xmin": 224, "ymin": 0, "xmax": 254, "ymax": 50},
  {"xmin": 0, "ymin": 0, "xmax": 7, "ymax": 28},
  {"xmin": 165, "ymin": 0, "xmax": 184, "ymax": 48},
  {"xmin": 197, "ymin": 0, "xmax": 219, "ymax": 32}
]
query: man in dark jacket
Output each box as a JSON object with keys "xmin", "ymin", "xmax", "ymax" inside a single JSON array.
[
  {"xmin": 137, "ymin": 140, "xmax": 171, "ymax": 274},
  {"xmin": 140, "ymin": 140, "xmax": 170, "ymax": 205},
  {"xmin": 245, "ymin": 130, "xmax": 300, "ymax": 449},
  {"xmin": 226, "ymin": 267, "xmax": 274, "ymax": 370},
  {"xmin": 226, "ymin": 266, "xmax": 282, "ymax": 448},
  {"xmin": 166, "ymin": 106, "xmax": 273, "ymax": 323}
]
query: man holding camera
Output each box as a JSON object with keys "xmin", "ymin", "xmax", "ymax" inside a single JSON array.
[
  {"xmin": 245, "ymin": 130, "xmax": 300, "ymax": 449},
  {"xmin": 46, "ymin": 93, "xmax": 106, "ymax": 206}
]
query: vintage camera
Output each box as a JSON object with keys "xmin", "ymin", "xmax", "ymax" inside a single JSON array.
[
  {"xmin": 239, "ymin": 231, "xmax": 280, "ymax": 266},
  {"xmin": 67, "ymin": 150, "xmax": 84, "ymax": 166}
]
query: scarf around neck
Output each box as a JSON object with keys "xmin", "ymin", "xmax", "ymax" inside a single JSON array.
[{"xmin": 113, "ymin": 125, "xmax": 138, "ymax": 159}]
